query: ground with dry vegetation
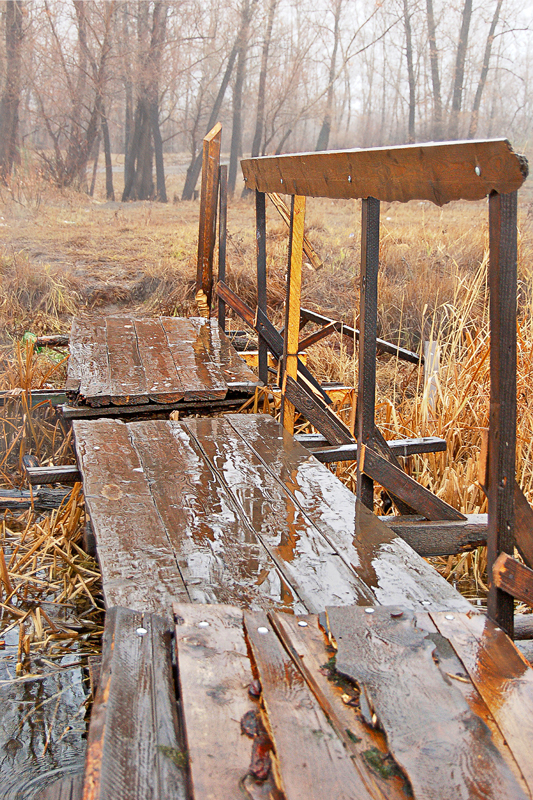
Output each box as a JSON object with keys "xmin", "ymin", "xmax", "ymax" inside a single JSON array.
[{"xmin": 1, "ymin": 165, "xmax": 533, "ymax": 724}]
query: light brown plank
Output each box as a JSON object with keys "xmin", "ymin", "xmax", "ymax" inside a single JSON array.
[
  {"xmin": 227, "ymin": 414, "xmax": 471, "ymax": 611},
  {"xmin": 73, "ymin": 419, "xmax": 188, "ymax": 614},
  {"xmin": 83, "ymin": 607, "xmax": 186, "ymax": 800},
  {"xmin": 196, "ymin": 122, "xmax": 221, "ymax": 310},
  {"xmin": 270, "ymin": 612, "xmax": 413, "ymax": 800},
  {"xmin": 67, "ymin": 316, "xmax": 111, "ymax": 402},
  {"xmin": 327, "ymin": 605, "xmax": 528, "ymax": 800},
  {"xmin": 282, "ymin": 195, "xmax": 306, "ymax": 434},
  {"xmin": 245, "ymin": 610, "xmax": 372, "ymax": 800},
  {"xmin": 104, "ymin": 316, "xmax": 149, "ymax": 405},
  {"xmin": 241, "ymin": 139, "xmax": 528, "ymax": 205},
  {"xmin": 128, "ymin": 419, "xmax": 302, "ymax": 612},
  {"xmin": 133, "ymin": 318, "xmax": 185, "ymax": 403},
  {"xmin": 160, "ymin": 317, "xmax": 227, "ymax": 401},
  {"xmin": 173, "ymin": 603, "xmax": 258, "ymax": 800},
  {"xmin": 432, "ymin": 611, "xmax": 533, "ymax": 794},
  {"xmin": 185, "ymin": 415, "xmax": 373, "ymax": 610}
]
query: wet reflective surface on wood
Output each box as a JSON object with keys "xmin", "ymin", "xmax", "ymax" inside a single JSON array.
[{"xmin": 67, "ymin": 315, "xmax": 260, "ymax": 409}]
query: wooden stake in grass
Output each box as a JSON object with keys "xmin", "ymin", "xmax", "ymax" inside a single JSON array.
[
  {"xmin": 0, "ymin": 545, "xmax": 14, "ymax": 597},
  {"xmin": 281, "ymin": 195, "xmax": 306, "ymax": 434}
]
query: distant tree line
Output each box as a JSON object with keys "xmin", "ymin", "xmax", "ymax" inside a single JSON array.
[{"xmin": 0, "ymin": 0, "xmax": 530, "ymax": 200}]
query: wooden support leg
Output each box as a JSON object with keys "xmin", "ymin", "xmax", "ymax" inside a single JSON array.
[
  {"xmin": 357, "ymin": 197, "xmax": 380, "ymax": 509},
  {"xmin": 196, "ymin": 122, "xmax": 222, "ymax": 314},
  {"xmin": 217, "ymin": 164, "xmax": 228, "ymax": 330},
  {"xmin": 256, "ymin": 190, "xmax": 268, "ymax": 385},
  {"xmin": 487, "ymin": 190, "xmax": 517, "ymax": 637},
  {"xmin": 281, "ymin": 195, "xmax": 306, "ymax": 434}
]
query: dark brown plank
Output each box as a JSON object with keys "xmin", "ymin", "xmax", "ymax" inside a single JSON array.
[
  {"xmin": 173, "ymin": 603, "xmax": 260, "ymax": 800},
  {"xmin": 297, "ymin": 322, "xmax": 336, "ymax": 351},
  {"xmin": 382, "ymin": 514, "xmax": 487, "ymax": 556},
  {"xmin": 270, "ymin": 612, "xmax": 412, "ymax": 800},
  {"xmin": 185, "ymin": 415, "xmax": 373, "ymax": 610},
  {"xmin": 297, "ymin": 434, "xmax": 447, "ymax": 460},
  {"xmin": 133, "ymin": 318, "xmax": 185, "ymax": 403},
  {"xmin": 245, "ymin": 610, "xmax": 372, "ymax": 800},
  {"xmin": 196, "ymin": 121, "xmax": 221, "ymax": 308},
  {"xmin": 284, "ymin": 373, "xmax": 353, "ymax": 445},
  {"xmin": 217, "ymin": 163, "xmax": 228, "ymax": 330},
  {"xmin": 493, "ymin": 552, "xmax": 533, "ymax": 607},
  {"xmin": 227, "ymin": 414, "xmax": 471, "ymax": 611},
  {"xmin": 432, "ymin": 611, "xmax": 533, "ymax": 793},
  {"xmin": 197, "ymin": 317, "xmax": 260, "ymax": 390},
  {"xmin": 513, "ymin": 484, "xmax": 533, "ymax": 569},
  {"xmin": 256, "ymin": 190, "xmax": 269, "ymax": 384},
  {"xmin": 35, "ymin": 333, "xmax": 70, "ymax": 348},
  {"xmin": 160, "ymin": 316, "xmax": 227, "ymax": 401},
  {"xmin": 84, "ymin": 607, "xmax": 186, "ymax": 800},
  {"xmin": 62, "ymin": 396, "xmax": 244, "ymax": 420},
  {"xmin": 104, "ymin": 316, "xmax": 148, "ymax": 406},
  {"xmin": 67, "ymin": 316, "xmax": 110, "ymax": 402},
  {"xmin": 327, "ymin": 605, "xmax": 528, "ymax": 800},
  {"xmin": 73, "ymin": 419, "xmax": 188, "ymax": 613},
  {"xmin": 360, "ymin": 444, "xmax": 465, "ymax": 521},
  {"xmin": 241, "ymin": 139, "xmax": 528, "ymax": 205},
  {"xmin": 487, "ymin": 190, "xmax": 518, "ymax": 634},
  {"xmin": 24, "ymin": 465, "xmax": 81, "ymax": 485},
  {"xmin": 0, "ymin": 486, "xmax": 71, "ymax": 511},
  {"xmin": 128, "ymin": 419, "xmax": 302, "ymax": 612},
  {"xmin": 514, "ymin": 614, "xmax": 533, "ymax": 641}
]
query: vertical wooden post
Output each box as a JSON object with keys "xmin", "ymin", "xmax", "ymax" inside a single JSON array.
[
  {"xmin": 196, "ymin": 122, "xmax": 222, "ymax": 315},
  {"xmin": 357, "ymin": 197, "xmax": 380, "ymax": 509},
  {"xmin": 487, "ymin": 190, "xmax": 517, "ymax": 637},
  {"xmin": 281, "ymin": 195, "xmax": 306, "ymax": 434},
  {"xmin": 217, "ymin": 164, "xmax": 228, "ymax": 330},
  {"xmin": 256, "ymin": 190, "xmax": 268, "ymax": 385}
]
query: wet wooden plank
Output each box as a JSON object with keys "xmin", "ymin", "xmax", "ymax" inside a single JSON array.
[
  {"xmin": 493, "ymin": 552, "xmax": 533, "ymax": 608},
  {"xmin": 185, "ymin": 415, "xmax": 373, "ymax": 611},
  {"xmin": 133, "ymin": 318, "xmax": 185, "ymax": 403},
  {"xmin": 432, "ymin": 611, "xmax": 533, "ymax": 794},
  {"xmin": 241, "ymin": 139, "xmax": 528, "ymax": 205},
  {"xmin": 84, "ymin": 607, "xmax": 186, "ymax": 800},
  {"xmin": 196, "ymin": 122, "xmax": 221, "ymax": 309},
  {"xmin": 173, "ymin": 603, "xmax": 260, "ymax": 800},
  {"xmin": 37, "ymin": 773, "xmax": 83, "ymax": 800},
  {"xmin": 73, "ymin": 419, "xmax": 188, "ymax": 614},
  {"xmin": 67, "ymin": 316, "xmax": 110, "ymax": 402},
  {"xmin": 199, "ymin": 317, "xmax": 260, "ymax": 391},
  {"xmin": 245, "ymin": 610, "xmax": 372, "ymax": 800},
  {"xmin": 160, "ymin": 316, "xmax": 227, "ymax": 401},
  {"xmin": 383, "ymin": 514, "xmax": 487, "ymax": 556},
  {"xmin": 327, "ymin": 605, "xmax": 528, "ymax": 800},
  {"xmin": 270, "ymin": 612, "xmax": 412, "ymax": 800},
  {"xmin": 104, "ymin": 316, "xmax": 148, "ymax": 406},
  {"xmin": 128, "ymin": 419, "xmax": 302, "ymax": 612},
  {"xmin": 282, "ymin": 195, "xmax": 306, "ymax": 434},
  {"xmin": 228, "ymin": 414, "xmax": 471, "ymax": 611},
  {"xmin": 360, "ymin": 444, "xmax": 465, "ymax": 521},
  {"xmin": 297, "ymin": 434, "xmax": 447, "ymax": 460}
]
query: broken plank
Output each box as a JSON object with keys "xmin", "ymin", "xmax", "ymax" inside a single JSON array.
[
  {"xmin": 360, "ymin": 444, "xmax": 465, "ymax": 521},
  {"xmin": 0, "ymin": 487, "xmax": 72, "ymax": 511},
  {"xmin": 72, "ymin": 419, "xmax": 188, "ymax": 614},
  {"xmin": 185, "ymin": 415, "xmax": 372, "ymax": 610},
  {"xmin": 127, "ymin": 419, "xmax": 300, "ymax": 611},
  {"xmin": 84, "ymin": 607, "xmax": 186, "ymax": 800},
  {"xmin": 327, "ymin": 605, "xmax": 528, "ymax": 800},
  {"xmin": 493, "ymin": 553, "xmax": 533, "ymax": 607},
  {"xmin": 173, "ymin": 603, "xmax": 259, "ymax": 800},
  {"xmin": 67, "ymin": 316, "xmax": 110, "ymax": 401},
  {"xmin": 245, "ymin": 610, "xmax": 372, "ymax": 800},
  {"xmin": 432, "ymin": 610, "xmax": 533, "ymax": 794},
  {"xmin": 269, "ymin": 612, "xmax": 412, "ymax": 800},
  {"xmin": 227, "ymin": 414, "xmax": 470, "ymax": 611}
]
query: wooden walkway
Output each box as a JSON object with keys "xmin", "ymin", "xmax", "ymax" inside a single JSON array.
[{"xmin": 65, "ymin": 315, "xmax": 260, "ymax": 415}]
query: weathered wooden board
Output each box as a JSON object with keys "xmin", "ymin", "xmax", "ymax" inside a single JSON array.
[
  {"xmin": 383, "ymin": 514, "xmax": 488, "ymax": 556},
  {"xmin": 196, "ymin": 122, "xmax": 221, "ymax": 309},
  {"xmin": 128, "ymin": 419, "xmax": 303, "ymax": 612},
  {"xmin": 72, "ymin": 419, "xmax": 188, "ymax": 613},
  {"xmin": 84, "ymin": 607, "xmax": 186, "ymax": 800},
  {"xmin": 493, "ymin": 552, "xmax": 533, "ymax": 607},
  {"xmin": 67, "ymin": 317, "xmax": 110, "ymax": 401},
  {"xmin": 173, "ymin": 603, "xmax": 260, "ymax": 800},
  {"xmin": 133, "ymin": 318, "xmax": 185, "ymax": 403},
  {"xmin": 227, "ymin": 414, "xmax": 471, "ymax": 611},
  {"xmin": 241, "ymin": 139, "xmax": 528, "ymax": 205},
  {"xmin": 245, "ymin": 610, "xmax": 372, "ymax": 800},
  {"xmin": 104, "ymin": 316, "xmax": 149, "ymax": 405},
  {"xmin": 185, "ymin": 416, "xmax": 373, "ymax": 610},
  {"xmin": 283, "ymin": 374, "xmax": 353, "ymax": 445},
  {"xmin": 201, "ymin": 317, "xmax": 261, "ymax": 390},
  {"xmin": 327, "ymin": 605, "xmax": 529, "ymax": 800},
  {"xmin": 282, "ymin": 195, "xmax": 306, "ymax": 434},
  {"xmin": 37, "ymin": 773, "xmax": 83, "ymax": 800},
  {"xmin": 159, "ymin": 317, "xmax": 228, "ymax": 401},
  {"xmin": 270, "ymin": 612, "xmax": 412, "ymax": 800},
  {"xmin": 432, "ymin": 611, "xmax": 533, "ymax": 794}
]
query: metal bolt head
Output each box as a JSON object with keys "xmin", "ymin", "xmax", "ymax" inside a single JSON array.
[
  {"xmin": 257, "ymin": 626, "xmax": 269, "ymax": 634},
  {"xmin": 198, "ymin": 621, "xmax": 209, "ymax": 628},
  {"xmin": 136, "ymin": 627, "xmax": 147, "ymax": 636},
  {"xmin": 445, "ymin": 614, "xmax": 454, "ymax": 621},
  {"xmin": 364, "ymin": 608, "xmax": 375, "ymax": 614},
  {"xmin": 297, "ymin": 620, "xmax": 308, "ymax": 627}
]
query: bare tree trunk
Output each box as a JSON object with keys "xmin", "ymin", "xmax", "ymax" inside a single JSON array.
[
  {"xmin": 448, "ymin": 0, "xmax": 473, "ymax": 140},
  {"xmin": 251, "ymin": 0, "xmax": 277, "ymax": 158},
  {"xmin": 468, "ymin": 0, "xmax": 502, "ymax": 139},
  {"xmin": 101, "ymin": 104, "xmax": 115, "ymax": 200},
  {"xmin": 426, "ymin": 0, "xmax": 442, "ymax": 139},
  {"xmin": 229, "ymin": 0, "xmax": 255, "ymax": 195},
  {"xmin": 403, "ymin": 0, "xmax": 416, "ymax": 143},
  {"xmin": 0, "ymin": 1, "xmax": 24, "ymax": 182},
  {"xmin": 316, "ymin": 0, "xmax": 342, "ymax": 151}
]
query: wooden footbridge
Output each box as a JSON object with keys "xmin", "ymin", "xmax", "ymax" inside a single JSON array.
[{"xmin": 37, "ymin": 136, "xmax": 533, "ymax": 800}]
